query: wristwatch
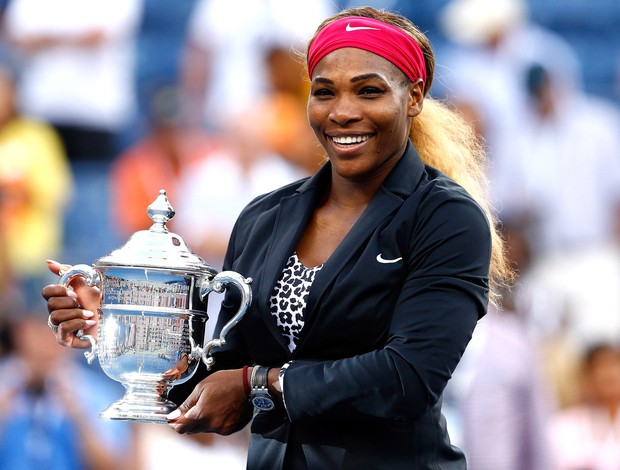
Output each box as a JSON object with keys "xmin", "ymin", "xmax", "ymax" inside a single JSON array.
[{"xmin": 250, "ymin": 366, "xmax": 275, "ymax": 412}]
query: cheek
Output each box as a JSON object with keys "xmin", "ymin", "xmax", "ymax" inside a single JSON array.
[
  {"xmin": 382, "ymin": 109, "xmax": 407, "ymax": 136},
  {"xmin": 307, "ymin": 105, "xmax": 324, "ymax": 136}
]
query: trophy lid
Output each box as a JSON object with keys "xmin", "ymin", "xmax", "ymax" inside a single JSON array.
[{"xmin": 95, "ymin": 189, "xmax": 217, "ymax": 275}]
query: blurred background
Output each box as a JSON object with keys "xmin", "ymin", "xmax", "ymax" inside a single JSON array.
[{"xmin": 0, "ymin": 0, "xmax": 618, "ymax": 468}]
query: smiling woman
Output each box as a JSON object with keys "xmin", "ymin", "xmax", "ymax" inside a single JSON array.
[{"xmin": 43, "ymin": 6, "xmax": 512, "ymax": 470}]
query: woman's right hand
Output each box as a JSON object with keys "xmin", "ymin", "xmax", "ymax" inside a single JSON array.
[{"xmin": 42, "ymin": 260, "xmax": 101, "ymax": 349}]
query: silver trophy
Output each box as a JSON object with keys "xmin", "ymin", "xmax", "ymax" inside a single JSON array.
[{"xmin": 58, "ymin": 190, "xmax": 252, "ymax": 424}]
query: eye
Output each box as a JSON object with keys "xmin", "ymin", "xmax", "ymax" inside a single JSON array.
[
  {"xmin": 359, "ymin": 86, "xmax": 384, "ymax": 96},
  {"xmin": 311, "ymin": 87, "xmax": 334, "ymax": 98}
]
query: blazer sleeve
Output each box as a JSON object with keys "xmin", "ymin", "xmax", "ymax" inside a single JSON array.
[{"xmin": 282, "ymin": 190, "xmax": 492, "ymax": 424}]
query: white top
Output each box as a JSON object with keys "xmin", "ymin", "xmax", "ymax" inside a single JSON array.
[
  {"xmin": 496, "ymin": 95, "xmax": 620, "ymax": 255},
  {"xmin": 4, "ymin": 0, "xmax": 143, "ymax": 129}
]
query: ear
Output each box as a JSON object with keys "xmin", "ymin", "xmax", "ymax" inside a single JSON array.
[{"xmin": 407, "ymin": 78, "xmax": 424, "ymax": 118}]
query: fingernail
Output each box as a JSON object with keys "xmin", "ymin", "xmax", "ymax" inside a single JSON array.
[
  {"xmin": 84, "ymin": 320, "xmax": 97, "ymax": 326},
  {"xmin": 46, "ymin": 259, "xmax": 58, "ymax": 265},
  {"xmin": 68, "ymin": 291, "xmax": 78, "ymax": 299},
  {"xmin": 83, "ymin": 310, "xmax": 94, "ymax": 318},
  {"xmin": 167, "ymin": 409, "xmax": 181, "ymax": 420}
]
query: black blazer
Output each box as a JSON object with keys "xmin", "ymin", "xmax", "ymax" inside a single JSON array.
[{"xmin": 192, "ymin": 142, "xmax": 491, "ymax": 469}]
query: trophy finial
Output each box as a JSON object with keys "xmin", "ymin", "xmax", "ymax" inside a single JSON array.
[{"xmin": 147, "ymin": 189, "xmax": 175, "ymax": 232}]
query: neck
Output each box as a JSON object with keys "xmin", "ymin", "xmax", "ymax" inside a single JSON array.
[
  {"xmin": 326, "ymin": 147, "xmax": 405, "ymax": 208},
  {"xmin": 328, "ymin": 172, "xmax": 383, "ymax": 209}
]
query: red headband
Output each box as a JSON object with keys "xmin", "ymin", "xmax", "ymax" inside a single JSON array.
[{"xmin": 307, "ymin": 16, "xmax": 427, "ymax": 84}]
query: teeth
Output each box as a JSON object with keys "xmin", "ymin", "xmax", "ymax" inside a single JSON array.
[{"xmin": 332, "ymin": 135, "xmax": 370, "ymax": 145}]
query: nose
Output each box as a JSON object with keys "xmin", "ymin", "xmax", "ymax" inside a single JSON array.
[{"xmin": 328, "ymin": 95, "xmax": 362, "ymax": 126}]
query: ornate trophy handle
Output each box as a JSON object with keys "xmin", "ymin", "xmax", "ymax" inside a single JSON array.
[
  {"xmin": 196, "ymin": 271, "xmax": 252, "ymax": 370},
  {"xmin": 58, "ymin": 264, "xmax": 101, "ymax": 364}
]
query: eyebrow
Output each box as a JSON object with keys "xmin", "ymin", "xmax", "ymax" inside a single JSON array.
[
  {"xmin": 351, "ymin": 73, "xmax": 387, "ymax": 83},
  {"xmin": 312, "ymin": 73, "xmax": 388, "ymax": 85}
]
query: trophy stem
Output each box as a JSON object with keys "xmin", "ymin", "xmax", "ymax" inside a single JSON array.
[{"xmin": 100, "ymin": 379, "xmax": 176, "ymax": 424}]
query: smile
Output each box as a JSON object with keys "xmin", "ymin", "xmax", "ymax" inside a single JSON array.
[{"xmin": 329, "ymin": 134, "xmax": 372, "ymax": 145}]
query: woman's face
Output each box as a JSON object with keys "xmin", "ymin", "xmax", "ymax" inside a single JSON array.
[{"xmin": 308, "ymin": 47, "xmax": 423, "ymax": 182}]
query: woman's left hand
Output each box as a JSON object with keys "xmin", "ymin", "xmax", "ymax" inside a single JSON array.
[{"xmin": 167, "ymin": 369, "xmax": 252, "ymax": 435}]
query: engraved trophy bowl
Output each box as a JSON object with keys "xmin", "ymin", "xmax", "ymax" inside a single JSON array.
[{"xmin": 57, "ymin": 190, "xmax": 252, "ymax": 424}]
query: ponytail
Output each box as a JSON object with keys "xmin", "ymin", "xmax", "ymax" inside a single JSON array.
[{"xmin": 412, "ymin": 98, "xmax": 514, "ymax": 307}]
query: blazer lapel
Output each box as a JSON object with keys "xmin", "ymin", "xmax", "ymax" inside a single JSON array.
[
  {"xmin": 255, "ymin": 168, "xmax": 328, "ymax": 350},
  {"xmin": 300, "ymin": 187, "xmax": 403, "ymax": 326}
]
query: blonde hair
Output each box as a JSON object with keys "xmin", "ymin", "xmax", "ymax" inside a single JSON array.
[{"xmin": 309, "ymin": 7, "xmax": 514, "ymax": 306}]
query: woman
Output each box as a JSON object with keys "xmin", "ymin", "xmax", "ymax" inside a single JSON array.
[{"xmin": 44, "ymin": 7, "xmax": 512, "ymax": 469}]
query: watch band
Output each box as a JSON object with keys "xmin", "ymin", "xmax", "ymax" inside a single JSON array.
[
  {"xmin": 250, "ymin": 365, "xmax": 275, "ymax": 411},
  {"xmin": 251, "ymin": 365, "xmax": 269, "ymax": 391}
]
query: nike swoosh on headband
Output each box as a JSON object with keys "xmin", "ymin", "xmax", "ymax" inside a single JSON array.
[
  {"xmin": 346, "ymin": 23, "xmax": 381, "ymax": 32},
  {"xmin": 376, "ymin": 254, "xmax": 403, "ymax": 264}
]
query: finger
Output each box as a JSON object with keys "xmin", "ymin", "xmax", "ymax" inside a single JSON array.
[
  {"xmin": 42, "ymin": 284, "xmax": 73, "ymax": 302},
  {"xmin": 166, "ymin": 399, "xmax": 191, "ymax": 422},
  {"xmin": 167, "ymin": 396, "xmax": 201, "ymax": 432},
  {"xmin": 183, "ymin": 405, "xmax": 203, "ymax": 421},
  {"xmin": 46, "ymin": 260, "xmax": 92, "ymax": 293},
  {"xmin": 47, "ymin": 294, "xmax": 80, "ymax": 314},
  {"xmin": 167, "ymin": 407, "xmax": 190, "ymax": 432},
  {"xmin": 167, "ymin": 408, "xmax": 202, "ymax": 434},
  {"xmin": 56, "ymin": 317, "xmax": 97, "ymax": 348},
  {"xmin": 168, "ymin": 421, "xmax": 194, "ymax": 434},
  {"xmin": 49, "ymin": 307, "xmax": 95, "ymax": 328},
  {"xmin": 46, "ymin": 259, "xmax": 71, "ymax": 276},
  {"xmin": 73, "ymin": 281, "xmax": 101, "ymax": 309}
]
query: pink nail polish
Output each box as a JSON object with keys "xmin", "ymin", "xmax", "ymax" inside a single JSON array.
[
  {"xmin": 167, "ymin": 409, "xmax": 181, "ymax": 420},
  {"xmin": 84, "ymin": 320, "xmax": 97, "ymax": 326}
]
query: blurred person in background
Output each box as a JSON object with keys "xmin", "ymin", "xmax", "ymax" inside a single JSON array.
[
  {"xmin": 109, "ymin": 83, "xmax": 217, "ymax": 239},
  {"xmin": 3, "ymin": 0, "xmax": 143, "ymax": 162},
  {"xmin": 503, "ymin": 61, "xmax": 620, "ymax": 359},
  {"xmin": 173, "ymin": 38, "xmax": 323, "ymax": 271},
  {"xmin": 171, "ymin": 113, "xmax": 309, "ymax": 268},
  {"xmin": 437, "ymin": 0, "xmax": 582, "ymax": 202},
  {"xmin": 180, "ymin": 0, "xmax": 335, "ymax": 133},
  {"xmin": 498, "ymin": 63, "xmax": 620, "ymax": 261},
  {"xmin": 443, "ymin": 221, "xmax": 555, "ymax": 470},
  {"xmin": 439, "ymin": 0, "xmax": 620, "ymax": 410},
  {"xmin": 0, "ymin": 306, "xmax": 136, "ymax": 470},
  {"xmin": 550, "ymin": 343, "xmax": 620, "ymax": 470},
  {"xmin": 0, "ymin": 62, "xmax": 72, "ymax": 310},
  {"xmin": 248, "ymin": 45, "xmax": 326, "ymax": 175}
]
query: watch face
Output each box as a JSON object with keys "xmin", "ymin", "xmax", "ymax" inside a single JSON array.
[{"xmin": 252, "ymin": 394, "xmax": 275, "ymax": 411}]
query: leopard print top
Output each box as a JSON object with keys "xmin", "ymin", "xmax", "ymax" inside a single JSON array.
[{"xmin": 269, "ymin": 253, "xmax": 323, "ymax": 352}]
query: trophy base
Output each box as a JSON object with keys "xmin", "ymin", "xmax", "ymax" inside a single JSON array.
[{"xmin": 100, "ymin": 388, "xmax": 178, "ymax": 424}]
